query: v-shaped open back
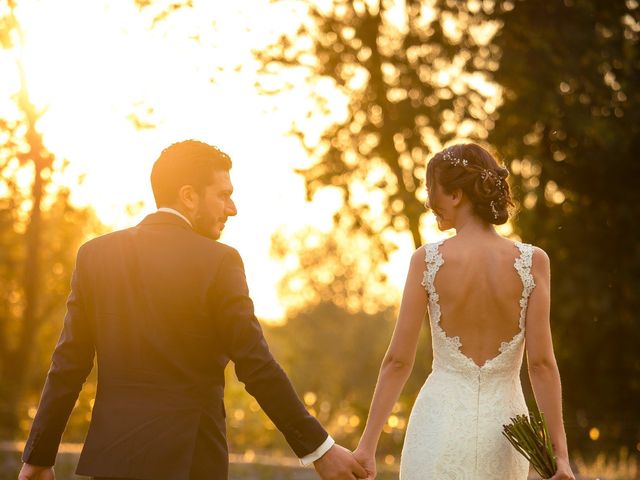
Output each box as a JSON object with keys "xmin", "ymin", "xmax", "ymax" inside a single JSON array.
[
  {"xmin": 421, "ymin": 240, "xmax": 536, "ymax": 370},
  {"xmin": 402, "ymin": 239, "xmax": 536, "ymax": 479}
]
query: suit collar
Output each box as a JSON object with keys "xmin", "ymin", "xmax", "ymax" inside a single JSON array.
[
  {"xmin": 138, "ymin": 211, "xmax": 193, "ymax": 231},
  {"xmin": 157, "ymin": 207, "xmax": 193, "ymax": 227}
]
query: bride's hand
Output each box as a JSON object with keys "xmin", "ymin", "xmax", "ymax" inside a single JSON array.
[
  {"xmin": 549, "ymin": 457, "xmax": 575, "ymax": 480},
  {"xmin": 352, "ymin": 447, "xmax": 376, "ymax": 480},
  {"xmin": 18, "ymin": 463, "xmax": 55, "ymax": 480}
]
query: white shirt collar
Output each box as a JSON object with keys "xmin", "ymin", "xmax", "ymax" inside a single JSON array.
[{"xmin": 157, "ymin": 207, "xmax": 193, "ymax": 228}]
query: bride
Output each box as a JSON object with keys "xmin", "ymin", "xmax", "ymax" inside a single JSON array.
[{"xmin": 353, "ymin": 143, "xmax": 575, "ymax": 480}]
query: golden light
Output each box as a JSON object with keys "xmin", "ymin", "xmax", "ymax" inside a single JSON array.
[
  {"xmin": 4, "ymin": 0, "xmax": 354, "ymax": 321},
  {"xmin": 349, "ymin": 415, "xmax": 360, "ymax": 427},
  {"xmin": 589, "ymin": 427, "xmax": 601, "ymax": 441},
  {"xmin": 387, "ymin": 415, "xmax": 399, "ymax": 428},
  {"xmin": 233, "ymin": 409, "xmax": 245, "ymax": 421},
  {"xmin": 4, "ymin": 0, "xmax": 462, "ymax": 323},
  {"xmin": 249, "ymin": 400, "xmax": 260, "ymax": 413},
  {"xmin": 243, "ymin": 449, "xmax": 256, "ymax": 462},
  {"xmin": 338, "ymin": 414, "xmax": 349, "ymax": 427},
  {"xmin": 303, "ymin": 391, "xmax": 317, "ymax": 406}
]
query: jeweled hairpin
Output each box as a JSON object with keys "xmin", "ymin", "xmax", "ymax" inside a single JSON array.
[
  {"xmin": 490, "ymin": 200, "xmax": 499, "ymax": 220},
  {"xmin": 443, "ymin": 150, "xmax": 468, "ymax": 167},
  {"xmin": 481, "ymin": 169, "xmax": 497, "ymax": 180}
]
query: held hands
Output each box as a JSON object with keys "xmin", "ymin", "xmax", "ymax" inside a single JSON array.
[
  {"xmin": 17, "ymin": 464, "xmax": 55, "ymax": 480},
  {"xmin": 314, "ymin": 444, "xmax": 368, "ymax": 480},
  {"xmin": 352, "ymin": 446, "xmax": 377, "ymax": 480}
]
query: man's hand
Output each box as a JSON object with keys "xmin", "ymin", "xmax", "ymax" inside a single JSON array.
[
  {"xmin": 313, "ymin": 444, "xmax": 368, "ymax": 480},
  {"xmin": 17, "ymin": 463, "xmax": 54, "ymax": 480}
]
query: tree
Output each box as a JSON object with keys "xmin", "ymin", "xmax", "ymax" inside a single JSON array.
[
  {"xmin": 256, "ymin": 0, "xmax": 501, "ymax": 252},
  {"xmin": 487, "ymin": 0, "xmax": 640, "ymax": 458},
  {"xmin": 271, "ymin": 226, "xmax": 397, "ymax": 315},
  {"xmin": 0, "ymin": 3, "xmax": 102, "ymax": 438},
  {"xmin": 77, "ymin": 0, "xmax": 639, "ymax": 460},
  {"xmin": 257, "ymin": 0, "xmax": 640, "ymax": 459},
  {"xmin": 264, "ymin": 301, "xmax": 432, "ymax": 457}
]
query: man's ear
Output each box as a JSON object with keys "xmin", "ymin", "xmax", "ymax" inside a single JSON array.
[{"xmin": 177, "ymin": 185, "xmax": 199, "ymax": 210}]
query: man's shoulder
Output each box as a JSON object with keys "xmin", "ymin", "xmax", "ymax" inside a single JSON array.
[
  {"xmin": 201, "ymin": 239, "xmax": 241, "ymax": 263},
  {"xmin": 168, "ymin": 230, "xmax": 238, "ymax": 257},
  {"xmin": 78, "ymin": 225, "xmax": 241, "ymax": 263},
  {"xmin": 186, "ymin": 239, "xmax": 245, "ymax": 272},
  {"xmin": 78, "ymin": 228, "xmax": 131, "ymax": 253}
]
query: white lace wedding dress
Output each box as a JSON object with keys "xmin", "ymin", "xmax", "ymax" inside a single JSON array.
[{"xmin": 399, "ymin": 240, "xmax": 535, "ymax": 480}]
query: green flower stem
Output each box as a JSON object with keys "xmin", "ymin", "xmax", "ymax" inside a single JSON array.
[{"xmin": 503, "ymin": 412, "xmax": 556, "ymax": 478}]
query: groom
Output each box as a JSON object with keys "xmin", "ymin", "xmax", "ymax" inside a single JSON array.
[{"xmin": 18, "ymin": 140, "xmax": 367, "ymax": 480}]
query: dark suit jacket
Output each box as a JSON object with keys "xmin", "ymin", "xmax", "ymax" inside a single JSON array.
[{"xmin": 22, "ymin": 212, "xmax": 328, "ymax": 480}]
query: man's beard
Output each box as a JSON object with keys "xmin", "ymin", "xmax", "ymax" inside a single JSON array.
[{"xmin": 193, "ymin": 206, "xmax": 221, "ymax": 240}]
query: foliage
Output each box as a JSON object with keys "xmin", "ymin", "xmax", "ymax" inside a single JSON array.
[
  {"xmin": 256, "ymin": 0, "xmax": 502, "ymax": 250},
  {"xmin": 2, "ymin": 0, "xmax": 637, "ymax": 468},
  {"xmin": 263, "ymin": 301, "xmax": 431, "ymax": 457},
  {"xmin": 215, "ymin": 301, "xmax": 431, "ymax": 465},
  {"xmin": 0, "ymin": 3, "xmax": 103, "ymax": 439},
  {"xmin": 256, "ymin": 0, "xmax": 640, "ymax": 460},
  {"xmin": 576, "ymin": 447, "xmax": 639, "ymax": 480},
  {"xmin": 271, "ymin": 227, "xmax": 398, "ymax": 315},
  {"xmin": 488, "ymin": 0, "xmax": 640, "ymax": 458}
]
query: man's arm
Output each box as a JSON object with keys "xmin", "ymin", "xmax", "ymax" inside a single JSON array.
[
  {"xmin": 211, "ymin": 247, "xmax": 327, "ymax": 456},
  {"xmin": 210, "ymin": 248, "xmax": 367, "ymax": 479},
  {"xmin": 22, "ymin": 246, "xmax": 96, "ymax": 467}
]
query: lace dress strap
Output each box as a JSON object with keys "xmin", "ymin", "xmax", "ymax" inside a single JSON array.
[
  {"xmin": 421, "ymin": 240, "xmax": 445, "ymax": 299},
  {"xmin": 514, "ymin": 242, "xmax": 536, "ymax": 331}
]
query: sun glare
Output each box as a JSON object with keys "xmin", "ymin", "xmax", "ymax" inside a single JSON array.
[{"xmin": 4, "ymin": 0, "xmax": 445, "ymax": 321}]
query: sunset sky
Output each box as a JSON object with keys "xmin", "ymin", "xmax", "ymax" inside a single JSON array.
[{"xmin": 2, "ymin": 0, "xmax": 455, "ymax": 320}]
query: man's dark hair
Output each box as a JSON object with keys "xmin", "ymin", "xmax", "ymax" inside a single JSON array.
[{"xmin": 151, "ymin": 140, "xmax": 232, "ymax": 207}]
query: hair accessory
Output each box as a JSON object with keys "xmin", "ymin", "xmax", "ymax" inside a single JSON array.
[
  {"xmin": 443, "ymin": 149, "xmax": 468, "ymax": 167},
  {"xmin": 490, "ymin": 200, "xmax": 499, "ymax": 220},
  {"xmin": 481, "ymin": 169, "xmax": 501, "ymax": 180}
]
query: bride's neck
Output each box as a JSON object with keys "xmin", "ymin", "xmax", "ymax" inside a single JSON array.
[{"xmin": 453, "ymin": 212, "xmax": 497, "ymax": 238}]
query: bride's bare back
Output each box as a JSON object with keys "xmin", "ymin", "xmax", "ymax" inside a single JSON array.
[
  {"xmin": 357, "ymin": 143, "xmax": 573, "ymax": 480},
  {"xmin": 435, "ymin": 235, "xmax": 525, "ymax": 368}
]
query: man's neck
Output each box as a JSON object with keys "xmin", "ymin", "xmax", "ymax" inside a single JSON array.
[{"xmin": 157, "ymin": 207, "xmax": 193, "ymax": 228}]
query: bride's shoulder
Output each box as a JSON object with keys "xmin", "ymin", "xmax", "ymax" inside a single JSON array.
[
  {"xmin": 531, "ymin": 245, "xmax": 550, "ymax": 273},
  {"xmin": 513, "ymin": 241, "xmax": 550, "ymax": 271},
  {"xmin": 410, "ymin": 245, "xmax": 428, "ymax": 264},
  {"xmin": 410, "ymin": 240, "xmax": 444, "ymax": 264}
]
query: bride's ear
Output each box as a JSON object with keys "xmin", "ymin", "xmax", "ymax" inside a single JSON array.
[{"xmin": 450, "ymin": 187, "xmax": 464, "ymax": 207}]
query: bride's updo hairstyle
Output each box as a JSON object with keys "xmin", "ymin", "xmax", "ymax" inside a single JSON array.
[{"xmin": 427, "ymin": 143, "xmax": 514, "ymax": 225}]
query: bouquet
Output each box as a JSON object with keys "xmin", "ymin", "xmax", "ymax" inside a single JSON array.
[{"xmin": 502, "ymin": 409, "xmax": 557, "ymax": 479}]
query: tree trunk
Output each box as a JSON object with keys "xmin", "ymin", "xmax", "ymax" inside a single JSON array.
[{"xmin": 1, "ymin": 30, "xmax": 50, "ymax": 437}]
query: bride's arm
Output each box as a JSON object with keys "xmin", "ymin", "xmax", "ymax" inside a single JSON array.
[
  {"xmin": 525, "ymin": 247, "xmax": 574, "ymax": 477},
  {"xmin": 354, "ymin": 248, "xmax": 428, "ymax": 473}
]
